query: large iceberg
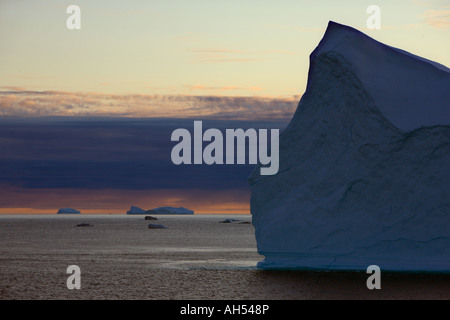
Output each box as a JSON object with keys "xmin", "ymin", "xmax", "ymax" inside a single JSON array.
[{"xmin": 249, "ymin": 21, "xmax": 450, "ymax": 272}]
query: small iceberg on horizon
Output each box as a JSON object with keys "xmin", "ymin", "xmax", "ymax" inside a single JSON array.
[
  {"xmin": 57, "ymin": 208, "xmax": 81, "ymax": 214},
  {"xmin": 126, "ymin": 206, "xmax": 146, "ymax": 214},
  {"xmin": 126, "ymin": 205, "xmax": 194, "ymax": 214},
  {"xmin": 219, "ymin": 218, "xmax": 240, "ymax": 223},
  {"xmin": 146, "ymin": 207, "xmax": 194, "ymax": 215}
]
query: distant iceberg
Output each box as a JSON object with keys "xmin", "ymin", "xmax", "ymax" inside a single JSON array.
[
  {"xmin": 57, "ymin": 208, "xmax": 81, "ymax": 214},
  {"xmin": 126, "ymin": 206, "xmax": 146, "ymax": 214},
  {"xmin": 249, "ymin": 21, "xmax": 450, "ymax": 272},
  {"xmin": 126, "ymin": 205, "xmax": 194, "ymax": 214},
  {"xmin": 145, "ymin": 207, "xmax": 194, "ymax": 215}
]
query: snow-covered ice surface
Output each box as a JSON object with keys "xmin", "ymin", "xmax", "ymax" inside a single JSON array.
[{"xmin": 249, "ymin": 21, "xmax": 450, "ymax": 272}]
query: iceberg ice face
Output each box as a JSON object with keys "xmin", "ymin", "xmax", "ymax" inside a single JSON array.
[{"xmin": 249, "ymin": 22, "xmax": 450, "ymax": 272}]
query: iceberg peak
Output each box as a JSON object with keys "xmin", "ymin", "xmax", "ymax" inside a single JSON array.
[{"xmin": 306, "ymin": 21, "xmax": 450, "ymax": 132}]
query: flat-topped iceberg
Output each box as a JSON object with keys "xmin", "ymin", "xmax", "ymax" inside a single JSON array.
[
  {"xmin": 249, "ymin": 21, "xmax": 450, "ymax": 272},
  {"xmin": 145, "ymin": 207, "xmax": 194, "ymax": 215},
  {"xmin": 57, "ymin": 208, "xmax": 81, "ymax": 214}
]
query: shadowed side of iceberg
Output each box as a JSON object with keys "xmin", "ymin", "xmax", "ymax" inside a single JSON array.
[
  {"xmin": 257, "ymin": 236, "xmax": 450, "ymax": 272},
  {"xmin": 249, "ymin": 27, "xmax": 450, "ymax": 272}
]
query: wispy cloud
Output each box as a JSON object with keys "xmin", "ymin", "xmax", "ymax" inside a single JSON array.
[
  {"xmin": 423, "ymin": 7, "xmax": 450, "ymax": 27},
  {"xmin": 190, "ymin": 50, "xmax": 263, "ymax": 63},
  {"xmin": 265, "ymin": 23, "xmax": 323, "ymax": 32},
  {"xmin": 0, "ymin": 90, "xmax": 299, "ymax": 121},
  {"xmin": 362, "ymin": 23, "xmax": 423, "ymax": 31},
  {"xmin": 184, "ymin": 85, "xmax": 263, "ymax": 92},
  {"xmin": 188, "ymin": 47, "xmax": 298, "ymax": 64}
]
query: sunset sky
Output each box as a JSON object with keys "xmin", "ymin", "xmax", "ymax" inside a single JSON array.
[{"xmin": 0, "ymin": 0, "xmax": 449, "ymax": 213}]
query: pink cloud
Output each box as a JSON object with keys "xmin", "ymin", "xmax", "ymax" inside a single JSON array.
[
  {"xmin": 423, "ymin": 8, "xmax": 450, "ymax": 27},
  {"xmin": 0, "ymin": 89, "xmax": 298, "ymax": 120}
]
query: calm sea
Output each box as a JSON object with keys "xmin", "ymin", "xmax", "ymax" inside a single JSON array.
[{"xmin": 0, "ymin": 214, "xmax": 448, "ymax": 300}]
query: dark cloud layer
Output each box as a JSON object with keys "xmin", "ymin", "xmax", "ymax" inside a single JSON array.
[{"xmin": 0, "ymin": 117, "xmax": 288, "ymax": 194}]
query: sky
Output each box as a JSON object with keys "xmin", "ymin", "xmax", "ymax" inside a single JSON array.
[{"xmin": 0, "ymin": 0, "xmax": 449, "ymax": 213}]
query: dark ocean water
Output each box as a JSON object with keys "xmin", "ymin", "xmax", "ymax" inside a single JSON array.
[{"xmin": 0, "ymin": 214, "xmax": 448, "ymax": 300}]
